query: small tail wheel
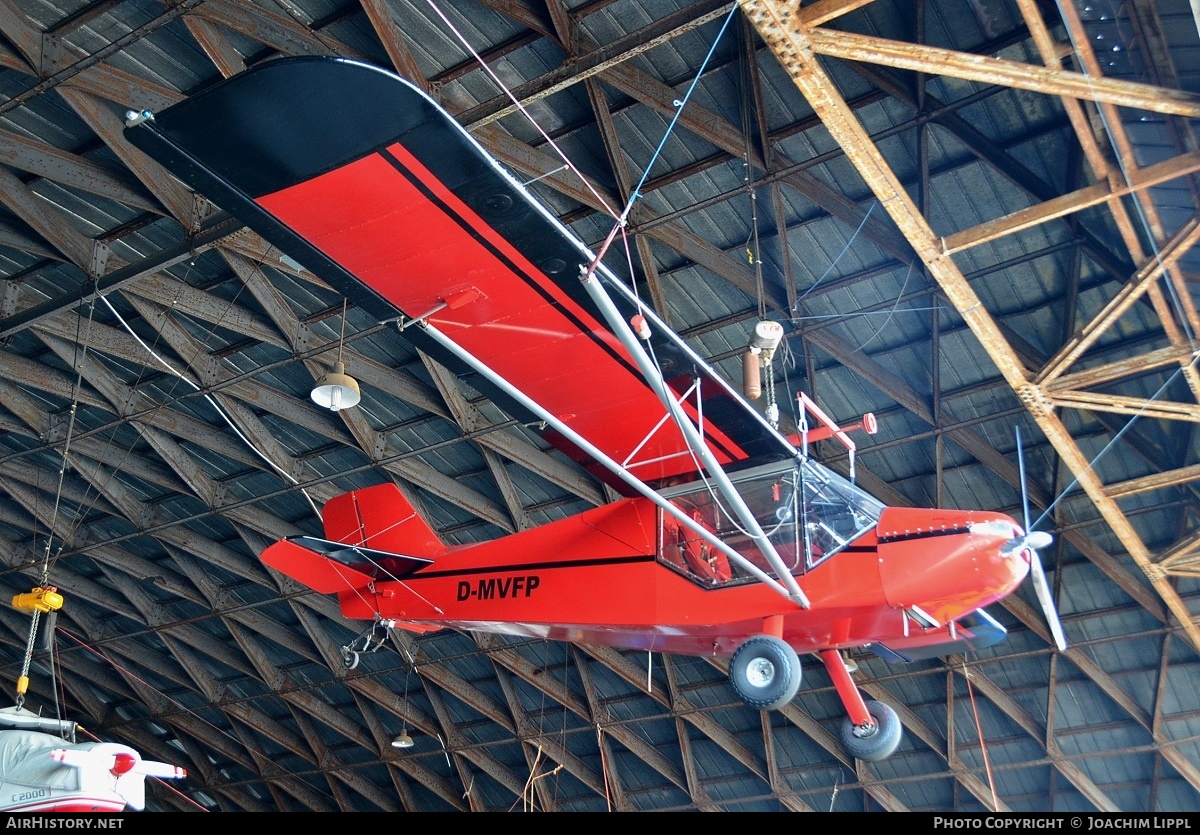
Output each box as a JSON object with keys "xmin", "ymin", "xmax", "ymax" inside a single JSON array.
[
  {"xmin": 341, "ymin": 648, "xmax": 360, "ymax": 670},
  {"xmin": 840, "ymin": 699, "xmax": 903, "ymax": 762},
  {"xmin": 729, "ymin": 635, "xmax": 802, "ymax": 710}
]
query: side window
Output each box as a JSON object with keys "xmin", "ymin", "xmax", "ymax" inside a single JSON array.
[
  {"xmin": 660, "ymin": 499, "xmax": 732, "ymax": 586},
  {"xmin": 799, "ymin": 461, "xmax": 884, "ymax": 568},
  {"xmin": 656, "ymin": 460, "xmax": 883, "ymax": 587}
]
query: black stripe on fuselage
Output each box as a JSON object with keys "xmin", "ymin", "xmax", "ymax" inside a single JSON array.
[
  {"xmin": 877, "ymin": 526, "xmax": 972, "ymax": 545},
  {"xmin": 401, "ymin": 553, "xmax": 656, "ymax": 581}
]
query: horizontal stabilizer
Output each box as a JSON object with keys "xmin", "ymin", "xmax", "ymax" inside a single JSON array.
[
  {"xmin": 262, "ymin": 538, "xmax": 376, "ymax": 594},
  {"xmin": 131, "ymin": 760, "xmax": 187, "ymax": 779},
  {"xmin": 872, "ymin": 609, "xmax": 1008, "ymax": 663},
  {"xmin": 292, "ymin": 535, "xmax": 433, "ymax": 579}
]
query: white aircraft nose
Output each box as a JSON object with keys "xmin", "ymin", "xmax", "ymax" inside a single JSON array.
[{"xmin": 998, "ymin": 528, "xmax": 1054, "ymax": 556}]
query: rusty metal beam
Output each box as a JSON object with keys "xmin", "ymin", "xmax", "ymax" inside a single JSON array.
[
  {"xmin": 1042, "ymin": 0, "xmax": 1200, "ymax": 406},
  {"xmin": 1037, "ymin": 216, "xmax": 1200, "ymax": 386},
  {"xmin": 806, "ymin": 26, "xmax": 1200, "ymax": 118},
  {"xmin": 941, "ymin": 150, "xmax": 1200, "ymax": 255},
  {"xmin": 1047, "ymin": 391, "xmax": 1200, "ymax": 423},
  {"xmin": 739, "ymin": 0, "xmax": 1200, "ymax": 652},
  {"xmin": 1106, "ymin": 465, "xmax": 1200, "ymax": 500},
  {"xmin": 1046, "ymin": 343, "xmax": 1200, "ymax": 394}
]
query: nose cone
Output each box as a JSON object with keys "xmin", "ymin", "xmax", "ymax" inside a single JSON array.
[
  {"xmin": 876, "ymin": 507, "xmax": 1031, "ymax": 625},
  {"xmin": 111, "ymin": 752, "xmax": 137, "ymax": 775}
]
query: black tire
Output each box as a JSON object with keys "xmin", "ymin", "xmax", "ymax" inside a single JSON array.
[
  {"xmin": 840, "ymin": 699, "xmax": 903, "ymax": 762},
  {"xmin": 729, "ymin": 635, "xmax": 802, "ymax": 710}
]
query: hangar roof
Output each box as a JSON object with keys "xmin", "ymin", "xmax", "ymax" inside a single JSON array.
[{"xmin": 0, "ymin": 0, "xmax": 1195, "ymax": 812}]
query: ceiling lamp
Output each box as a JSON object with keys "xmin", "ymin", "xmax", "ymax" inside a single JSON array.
[
  {"xmin": 311, "ymin": 300, "xmax": 361, "ymax": 411},
  {"xmin": 389, "ymin": 661, "xmax": 416, "ymax": 750},
  {"xmin": 311, "ymin": 361, "xmax": 360, "ymax": 411}
]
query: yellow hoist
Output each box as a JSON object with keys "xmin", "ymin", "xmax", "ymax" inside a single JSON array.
[{"xmin": 10, "ymin": 586, "xmax": 63, "ymax": 707}]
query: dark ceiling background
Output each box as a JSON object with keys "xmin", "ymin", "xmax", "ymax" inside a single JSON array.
[{"xmin": 0, "ymin": 0, "xmax": 1195, "ymax": 812}]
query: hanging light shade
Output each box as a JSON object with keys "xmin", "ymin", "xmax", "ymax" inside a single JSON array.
[
  {"xmin": 389, "ymin": 663, "xmax": 416, "ymax": 750},
  {"xmin": 311, "ymin": 361, "xmax": 361, "ymax": 411},
  {"xmin": 311, "ymin": 299, "xmax": 361, "ymax": 411}
]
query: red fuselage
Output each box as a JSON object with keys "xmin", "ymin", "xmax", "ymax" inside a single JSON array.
[{"xmin": 331, "ymin": 498, "xmax": 1029, "ymax": 658}]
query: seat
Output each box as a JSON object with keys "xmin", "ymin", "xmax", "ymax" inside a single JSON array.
[{"xmin": 664, "ymin": 512, "xmax": 731, "ymax": 584}]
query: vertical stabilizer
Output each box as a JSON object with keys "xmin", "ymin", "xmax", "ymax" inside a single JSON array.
[
  {"xmin": 262, "ymin": 483, "xmax": 440, "ymax": 593},
  {"xmin": 323, "ymin": 483, "xmax": 445, "ymax": 557}
]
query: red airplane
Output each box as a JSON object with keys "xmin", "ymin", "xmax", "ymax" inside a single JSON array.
[{"xmin": 124, "ymin": 56, "xmax": 1065, "ymax": 763}]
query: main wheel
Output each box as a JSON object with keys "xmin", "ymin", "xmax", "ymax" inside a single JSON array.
[
  {"xmin": 840, "ymin": 699, "xmax": 902, "ymax": 762},
  {"xmin": 729, "ymin": 635, "xmax": 801, "ymax": 710}
]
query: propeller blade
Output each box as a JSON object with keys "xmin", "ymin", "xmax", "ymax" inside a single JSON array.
[
  {"xmin": 1016, "ymin": 426, "xmax": 1032, "ymax": 532},
  {"xmin": 1028, "ymin": 545, "xmax": 1069, "ymax": 651},
  {"xmin": 50, "ymin": 748, "xmax": 111, "ymax": 770},
  {"xmin": 50, "ymin": 748, "xmax": 186, "ymax": 779},
  {"xmin": 133, "ymin": 760, "xmax": 187, "ymax": 779},
  {"xmin": 1014, "ymin": 426, "xmax": 1068, "ymax": 652}
]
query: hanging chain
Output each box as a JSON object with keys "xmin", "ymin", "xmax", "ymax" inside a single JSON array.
[
  {"xmin": 764, "ymin": 354, "xmax": 779, "ymax": 429},
  {"xmin": 15, "ymin": 610, "xmax": 40, "ymax": 709},
  {"xmin": 11, "ymin": 586, "xmax": 63, "ymax": 707}
]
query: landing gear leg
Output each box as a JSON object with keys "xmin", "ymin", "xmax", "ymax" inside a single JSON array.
[
  {"xmin": 340, "ymin": 617, "xmax": 395, "ymax": 670},
  {"xmin": 819, "ymin": 649, "xmax": 903, "ymax": 762}
]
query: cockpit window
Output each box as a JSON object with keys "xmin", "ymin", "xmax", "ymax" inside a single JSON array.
[{"xmin": 658, "ymin": 458, "xmax": 884, "ymax": 587}]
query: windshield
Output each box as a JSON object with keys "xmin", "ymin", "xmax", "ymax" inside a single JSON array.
[{"xmin": 658, "ymin": 458, "xmax": 885, "ymax": 587}]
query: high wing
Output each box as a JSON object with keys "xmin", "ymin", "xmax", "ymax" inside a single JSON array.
[{"xmin": 123, "ymin": 56, "xmax": 796, "ymax": 492}]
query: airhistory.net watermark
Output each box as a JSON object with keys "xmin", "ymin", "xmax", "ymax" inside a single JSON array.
[{"xmin": 3, "ymin": 819, "xmax": 124, "ymax": 828}]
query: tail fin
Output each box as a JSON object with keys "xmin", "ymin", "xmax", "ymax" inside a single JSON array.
[
  {"xmin": 261, "ymin": 483, "xmax": 444, "ymax": 594},
  {"xmin": 323, "ymin": 483, "xmax": 444, "ymax": 556}
]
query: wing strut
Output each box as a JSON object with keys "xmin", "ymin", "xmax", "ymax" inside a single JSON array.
[
  {"xmin": 579, "ymin": 269, "xmax": 809, "ymax": 606},
  {"xmin": 413, "ymin": 319, "xmax": 808, "ymax": 607}
]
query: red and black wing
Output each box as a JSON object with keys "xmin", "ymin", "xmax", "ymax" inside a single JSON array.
[{"xmin": 124, "ymin": 56, "xmax": 793, "ymax": 490}]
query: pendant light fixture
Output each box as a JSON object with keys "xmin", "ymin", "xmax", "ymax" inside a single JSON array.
[
  {"xmin": 311, "ymin": 299, "xmax": 361, "ymax": 411},
  {"xmin": 391, "ymin": 663, "xmax": 415, "ymax": 749}
]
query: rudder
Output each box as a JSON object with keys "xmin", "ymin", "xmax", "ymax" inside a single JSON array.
[
  {"xmin": 323, "ymin": 482, "xmax": 445, "ymax": 557},
  {"xmin": 261, "ymin": 483, "xmax": 442, "ymax": 594}
]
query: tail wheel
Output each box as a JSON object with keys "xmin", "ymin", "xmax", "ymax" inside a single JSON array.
[
  {"xmin": 840, "ymin": 699, "xmax": 902, "ymax": 762},
  {"xmin": 729, "ymin": 635, "xmax": 801, "ymax": 710}
]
